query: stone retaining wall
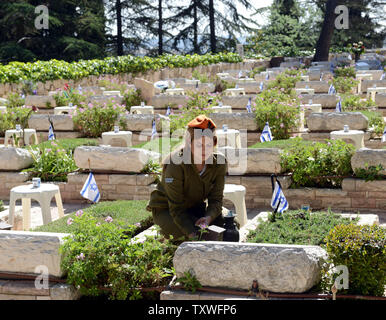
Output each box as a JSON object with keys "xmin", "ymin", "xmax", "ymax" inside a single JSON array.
[{"xmin": 0, "ymin": 171, "xmax": 385, "ymax": 212}]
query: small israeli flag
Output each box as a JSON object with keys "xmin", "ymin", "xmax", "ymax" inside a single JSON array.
[
  {"xmin": 382, "ymin": 127, "xmax": 386, "ymax": 143},
  {"xmin": 246, "ymin": 98, "xmax": 252, "ymax": 113},
  {"xmin": 381, "ymin": 73, "xmax": 385, "ymax": 80},
  {"xmin": 78, "ymin": 85, "xmax": 82, "ymax": 95},
  {"xmin": 271, "ymin": 181, "xmax": 289, "ymax": 214},
  {"xmin": 259, "ymin": 81, "xmax": 264, "ymax": 91},
  {"xmin": 348, "ymin": 54, "xmax": 352, "ymax": 61},
  {"xmin": 328, "ymin": 84, "xmax": 336, "ymax": 95},
  {"xmin": 265, "ymin": 72, "xmax": 270, "ymax": 80},
  {"xmin": 48, "ymin": 124, "xmax": 55, "ymax": 140},
  {"xmin": 80, "ymin": 172, "xmax": 100, "ymax": 203},
  {"xmin": 151, "ymin": 119, "xmax": 157, "ymax": 140},
  {"xmin": 260, "ymin": 122, "xmax": 273, "ymax": 142},
  {"xmin": 336, "ymin": 97, "xmax": 342, "ymax": 112},
  {"xmin": 166, "ymin": 106, "xmax": 171, "ymax": 116},
  {"xmin": 320, "ymin": 73, "xmax": 323, "ymax": 81},
  {"xmin": 238, "ymin": 70, "xmax": 243, "ymax": 78}
]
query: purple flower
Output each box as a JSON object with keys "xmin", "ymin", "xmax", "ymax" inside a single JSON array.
[
  {"xmin": 280, "ymin": 123, "xmax": 285, "ymax": 128},
  {"xmin": 67, "ymin": 217, "xmax": 73, "ymax": 225},
  {"xmin": 75, "ymin": 210, "xmax": 83, "ymax": 217},
  {"xmin": 76, "ymin": 253, "xmax": 85, "ymax": 260},
  {"xmin": 198, "ymin": 222, "xmax": 208, "ymax": 230},
  {"xmin": 134, "ymin": 222, "xmax": 141, "ymax": 228},
  {"xmin": 96, "ymin": 222, "xmax": 101, "ymax": 226},
  {"xmin": 105, "ymin": 216, "xmax": 113, "ymax": 223}
]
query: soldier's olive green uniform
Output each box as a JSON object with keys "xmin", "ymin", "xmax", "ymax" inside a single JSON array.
[{"xmin": 146, "ymin": 150, "xmax": 227, "ymax": 239}]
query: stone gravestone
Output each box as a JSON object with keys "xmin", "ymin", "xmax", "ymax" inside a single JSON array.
[{"xmin": 236, "ymin": 44, "xmax": 244, "ymax": 59}]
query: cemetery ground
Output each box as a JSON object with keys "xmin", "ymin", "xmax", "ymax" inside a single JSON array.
[{"xmin": 0, "ymin": 52, "xmax": 385, "ymax": 301}]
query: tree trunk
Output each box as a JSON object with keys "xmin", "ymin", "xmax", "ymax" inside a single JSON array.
[
  {"xmin": 209, "ymin": 0, "xmax": 216, "ymax": 53},
  {"xmin": 116, "ymin": 0, "xmax": 123, "ymax": 56},
  {"xmin": 313, "ymin": 0, "xmax": 337, "ymax": 62},
  {"xmin": 158, "ymin": 0, "xmax": 163, "ymax": 55},
  {"xmin": 193, "ymin": 0, "xmax": 198, "ymax": 54}
]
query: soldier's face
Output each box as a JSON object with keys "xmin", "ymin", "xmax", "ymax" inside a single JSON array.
[{"xmin": 192, "ymin": 136, "xmax": 214, "ymax": 164}]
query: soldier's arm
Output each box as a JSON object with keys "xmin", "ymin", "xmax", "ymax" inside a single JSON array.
[{"xmin": 163, "ymin": 164, "xmax": 196, "ymax": 236}]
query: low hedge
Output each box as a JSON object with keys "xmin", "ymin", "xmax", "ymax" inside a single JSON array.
[{"xmin": 0, "ymin": 52, "xmax": 242, "ymax": 84}]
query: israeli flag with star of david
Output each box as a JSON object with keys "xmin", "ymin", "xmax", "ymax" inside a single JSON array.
[
  {"xmin": 246, "ymin": 98, "xmax": 252, "ymax": 113},
  {"xmin": 336, "ymin": 97, "xmax": 342, "ymax": 112},
  {"xmin": 265, "ymin": 72, "xmax": 270, "ymax": 80},
  {"xmin": 382, "ymin": 127, "xmax": 386, "ymax": 143},
  {"xmin": 151, "ymin": 119, "xmax": 157, "ymax": 140},
  {"xmin": 328, "ymin": 84, "xmax": 336, "ymax": 95},
  {"xmin": 80, "ymin": 172, "xmax": 100, "ymax": 203},
  {"xmin": 271, "ymin": 181, "xmax": 289, "ymax": 214},
  {"xmin": 259, "ymin": 81, "xmax": 264, "ymax": 91},
  {"xmin": 260, "ymin": 122, "xmax": 273, "ymax": 142},
  {"xmin": 48, "ymin": 124, "xmax": 55, "ymax": 140},
  {"xmin": 381, "ymin": 73, "xmax": 385, "ymax": 81},
  {"xmin": 165, "ymin": 106, "xmax": 171, "ymax": 116}
]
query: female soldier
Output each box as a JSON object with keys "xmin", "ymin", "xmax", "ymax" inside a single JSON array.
[{"xmin": 146, "ymin": 115, "xmax": 227, "ymax": 240}]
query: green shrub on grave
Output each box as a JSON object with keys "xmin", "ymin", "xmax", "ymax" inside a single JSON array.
[
  {"xmin": 266, "ymin": 69, "xmax": 303, "ymax": 95},
  {"xmin": 122, "ymin": 88, "xmax": 142, "ymax": 108},
  {"xmin": 253, "ymin": 89, "xmax": 300, "ymax": 140},
  {"xmin": 323, "ymin": 224, "xmax": 386, "ymax": 297},
  {"xmin": 0, "ymin": 106, "xmax": 35, "ymax": 136},
  {"xmin": 280, "ymin": 138, "xmax": 355, "ymax": 188},
  {"xmin": 341, "ymin": 94, "xmax": 376, "ymax": 111},
  {"xmin": 5, "ymin": 92, "xmax": 25, "ymax": 108},
  {"xmin": 360, "ymin": 110, "xmax": 385, "ymax": 135},
  {"xmin": 72, "ymin": 100, "xmax": 127, "ymax": 137},
  {"xmin": 334, "ymin": 66, "xmax": 356, "ymax": 78},
  {"xmin": 246, "ymin": 209, "xmax": 357, "ymax": 246},
  {"xmin": 59, "ymin": 211, "xmax": 177, "ymax": 300},
  {"xmin": 330, "ymin": 77, "xmax": 358, "ymax": 94}
]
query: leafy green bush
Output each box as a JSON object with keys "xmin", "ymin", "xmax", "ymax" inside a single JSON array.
[
  {"xmin": 25, "ymin": 141, "xmax": 78, "ymax": 182},
  {"xmin": 5, "ymin": 92, "xmax": 25, "ymax": 108},
  {"xmin": 247, "ymin": 209, "xmax": 357, "ymax": 246},
  {"xmin": 266, "ymin": 69, "xmax": 302, "ymax": 95},
  {"xmin": 72, "ymin": 101, "xmax": 127, "ymax": 137},
  {"xmin": 334, "ymin": 66, "xmax": 356, "ymax": 78},
  {"xmin": 324, "ymin": 224, "xmax": 386, "ymax": 296},
  {"xmin": 0, "ymin": 106, "xmax": 35, "ymax": 136},
  {"xmin": 331, "ymin": 77, "xmax": 358, "ymax": 94},
  {"xmin": 53, "ymin": 89, "xmax": 88, "ymax": 107},
  {"xmin": 191, "ymin": 70, "xmax": 210, "ymax": 83},
  {"xmin": 360, "ymin": 110, "xmax": 385, "ymax": 135},
  {"xmin": 60, "ymin": 212, "xmax": 177, "ymax": 300},
  {"xmin": 249, "ymin": 66, "xmax": 267, "ymax": 78},
  {"xmin": 280, "ymin": 138, "xmax": 355, "ymax": 188},
  {"xmin": 98, "ymin": 78, "xmax": 129, "ymax": 94},
  {"xmin": 0, "ymin": 52, "xmax": 242, "ymax": 84},
  {"xmin": 169, "ymin": 91, "xmax": 219, "ymax": 133},
  {"xmin": 354, "ymin": 164, "xmax": 384, "ymax": 181},
  {"xmin": 254, "ymin": 89, "xmax": 300, "ymax": 140},
  {"xmin": 341, "ymin": 94, "xmax": 376, "ymax": 111},
  {"xmin": 122, "ymin": 88, "xmax": 142, "ymax": 108}
]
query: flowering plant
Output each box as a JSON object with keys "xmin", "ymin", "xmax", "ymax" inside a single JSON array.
[
  {"xmin": 347, "ymin": 41, "xmax": 365, "ymax": 55},
  {"xmin": 25, "ymin": 141, "xmax": 78, "ymax": 182},
  {"xmin": 72, "ymin": 100, "xmax": 128, "ymax": 137}
]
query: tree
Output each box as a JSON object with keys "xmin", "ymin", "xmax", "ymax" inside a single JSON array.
[{"xmin": 313, "ymin": 0, "xmax": 338, "ymax": 61}]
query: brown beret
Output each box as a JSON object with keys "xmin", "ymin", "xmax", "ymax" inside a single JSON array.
[{"xmin": 187, "ymin": 115, "xmax": 217, "ymax": 130}]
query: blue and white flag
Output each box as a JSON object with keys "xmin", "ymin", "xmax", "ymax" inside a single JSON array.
[
  {"xmin": 151, "ymin": 119, "xmax": 157, "ymax": 140},
  {"xmin": 328, "ymin": 84, "xmax": 336, "ymax": 95},
  {"xmin": 80, "ymin": 172, "xmax": 100, "ymax": 203},
  {"xmin": 260, "ymin": 122, "xmax": 273, "ymax": 142},
  {"xmin": 265, "ymin": 72, "xmax": 270, "ymax": 80},
  {"xmin": 238, "ymin": 70, "xmax": 243, "ymax": 78},
  {"xmin": 381, "ymin": 73, "xmax": 385, "ymax": 80},
  {"xmin": 259, "ymin": 81, "xmax": 264, "ymax": 91},
  {"xmin": 166, "ymin": 106, "xmax": 171, "ymax": 116},
  {"xmin": 348, "ymin": 54, "xmax": 352, "ymax": 61},
  {"xmin": 382, "ymin": 127, "xmax": 386, "ymax": 143},
  {"xmin": 271, "ymin": 181, "xmax": 289, "ymax": 214},
  {"xmin": 48, "ymin": 124, "xmax": 55, "ymax": 140},
  {"xmin": 246, "ymin": 98, "xmax": 252, "ymax": 113},
  {"xmin": 320, "ymin": 72, "xmax": 323, "ymax": 81},
  {"xmin": 336, "ymin": 97, "xmax": 342, "ymax": 112}
]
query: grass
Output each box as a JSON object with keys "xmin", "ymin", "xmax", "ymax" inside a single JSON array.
[
  {"xmin": 27, "ymin": 138, "xmax": 99, "ymax": 152},
  {"xmin": 32, "ymin": 200, "xmax": 152, "ymax": 233},
  {"xmin": 248, "ymin": 138, "xmax": 313, "ymax": 149},
  {"xmin": 132, "ymin": 137, "xmax": 182, "ymax": 157},
  {"xmin": 246, "ymin": 209, "xmax": 358, "ymax": 246}
]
